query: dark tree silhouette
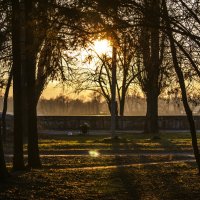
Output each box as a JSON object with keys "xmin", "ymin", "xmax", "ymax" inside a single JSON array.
[
  {"xmin": 162, "ymin": 0, "xmax": 200, "ymax": 173},
  {"xmin": 138, "ymin": 0, "xmax": 161, "ymax": 134},
  {"xmin": 24, "ymin": 0, "xmax": 41, "ymax": 168},
  {"xmin": 0, "ymin": 126, "xmax": 9, "ymax": 178},
  {"xmin": 0, "ymin": 0, "xmax": 10, "ymax": 179},
  {"xmin": 12, "ymin": 0, "xmax": 25, "ymax": 170},
  {"xmin": 2, "ymin": 67, "xmax": 13, "ymax": 140}
]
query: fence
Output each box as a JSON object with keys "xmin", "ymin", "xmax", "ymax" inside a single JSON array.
[{"xmin": 35, "ymin": 115, "xmax": 200, "ymax": 131}]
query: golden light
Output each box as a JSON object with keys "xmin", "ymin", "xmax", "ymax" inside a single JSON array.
[
  {"xmin": 88, "ymin": 150, "xmax": 100, "ymax": 157},
  {"xmin": 93, "ymin": 39, "xmax": 112, "ymax": 55}
]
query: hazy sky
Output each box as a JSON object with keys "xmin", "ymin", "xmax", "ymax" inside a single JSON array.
[
  {"xmin": 40, "ymin": 39, "xmax": 112, "ymax": 100},
  {"xmin": 40, "ymin": 81, "xmax": 94, "ymax": 101},
  {"xmin": 41, "ymin": 82, "xmax": 63, "ymax": 99}
]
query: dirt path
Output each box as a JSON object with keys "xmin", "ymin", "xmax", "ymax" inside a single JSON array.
[
  {"xmin": 5, "ymin": 152, "xmax": 195, "ymax": 157},
  {"xmin": 42, "ymin": 159, "xmax": 195, "ymax": 171},
  {"xmin": 5, "ymin": 152, "xmax": 195, "ymax": 170}
]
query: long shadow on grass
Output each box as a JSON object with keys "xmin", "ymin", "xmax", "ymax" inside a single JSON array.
[
  {"xmin": 165, "ymin": 132, "xmax": 200, "ymax": 153},
  {"xmin": 143, "ymin": 163, "xmax": 200, "ymax": 200},
  {"xmin": 155, "ymin": 136, "xmax": 194, "ymax": 163},
  {"xmin": 111, "ymin": 138, "xmax": 141, "ymax": 200},
  {"xmin": 110, "ymin": 137, "xmax": 199, "ymax": 200}
]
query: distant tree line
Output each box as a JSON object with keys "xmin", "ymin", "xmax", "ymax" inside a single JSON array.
[{"xmin": 2, "ymin": 94, "xmax": 199, "ymax": 116}]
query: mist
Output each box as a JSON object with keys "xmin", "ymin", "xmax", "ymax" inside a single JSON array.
[{"xmin": 0, "ymin": 95, "xmax": 192, "ymax": 116}]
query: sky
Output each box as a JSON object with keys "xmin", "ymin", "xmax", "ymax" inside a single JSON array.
[
  {"xmin": 40, "ymin": 81, "xmax": 94, "ymax": 101},
  {"xmin": 41, "ymin": 82, "xmax": 64, "ymax": 99},
  {"xmin": 41, "ymin": 39, "xmax": 112, "ymax": 100}
]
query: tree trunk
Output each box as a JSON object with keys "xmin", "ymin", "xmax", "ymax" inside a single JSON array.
[
  {"xmin": 111, "ymin": 45, "xmax": 117, "ymax": 137},
  {"xmin": 119, "ymin": 98, "xmax": 125, "ymax": 116},
  {"xmin": 143, "ymin": 0, "xmax": 160, "ymax": 134},
  {"xmin": 162, "ymin": 0, "xmax": 200, "ymax": 173},
  {"xmin": 145, "ymin": 89, "xmax": 159, "ymax": 133},
  {"xmin": 12, "ymin": 0, "xmax": 25, "ymax": 171},
  {"xmin": 119, "ymin": 79, "xmax": 126, "ymax": 116},
  {"xmin": 35, "ymin": 41, "xmax": 52, "ymax": 105},
  {"xmin": 25, "ymin": 0, "xmax": 41, "ymax": 168},
  {"xmin": 2, "ymin": 67, "xmax": 13, "ymax": 141},
  {"xmin": 0, "ymin": 122, "xmax": 9, "ymax": 178}
]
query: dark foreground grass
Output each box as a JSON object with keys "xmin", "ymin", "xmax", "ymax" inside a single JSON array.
[
  {"xmin": 1, "ymin": 163, "xmax": 200, "ymax": 200},
  {"xmin": 1, "ymin": 132, "xmax": 200, "ymax": 199}
]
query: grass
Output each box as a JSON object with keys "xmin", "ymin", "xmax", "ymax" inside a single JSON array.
[{"xmin": 1, "ymin": 131, "xmax": 200, "ymax": 199}]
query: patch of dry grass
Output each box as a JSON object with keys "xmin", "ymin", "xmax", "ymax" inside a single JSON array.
[
  {"xmin": 1, "ymin": 162, "xmax": 200, "ymax": 200},
  {"xmin": 1, "ymin": 132, "xmax": 200, "ymax": 199}
]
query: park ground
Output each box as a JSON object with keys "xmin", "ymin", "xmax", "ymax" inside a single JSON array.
[{"xmin": 1, "ymin": 131, "xmax": 200, "ymax": 199}]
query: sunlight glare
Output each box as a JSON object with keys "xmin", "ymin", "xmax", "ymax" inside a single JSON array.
[
  {"xmin": 88, "ymin": 150, "xmax": 100, "ymax": 157},
  {"xmin": 93, "ymin": 39, "xmax": 112, "ymax": 55}
]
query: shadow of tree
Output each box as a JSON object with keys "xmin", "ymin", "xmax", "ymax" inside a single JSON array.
[
  {"xmin": 109, "ymin": 135, "xmax": 200, "ymax": 200},
  {"xmin": 111, "ymin": 138, "xmax": 141, "ymax": 200}
]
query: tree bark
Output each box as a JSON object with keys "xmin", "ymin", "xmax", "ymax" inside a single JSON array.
[
  {"xmin": 119, "ymin": 97, "xmax": 125, "ymax": 116},
  {"xmin": 2, "ymin": 67, "xmax": 13, "ymax": 141},
  {"xmin": 162, "ymin": 0, "xmax": 200, "ymax": 173},
  {"xmin": 145, "ymin": 89, "xmax": 159, "ymax": 133},
  {"xmin": 119, "ymin": 72, "xmax": 127, "ymax": 116},
  {"xmin": 143, "ymin": 0, "xmax": 160, "ymax": 134},
  {"xmin": 0, "ymin": 121, "xmax": 9, "ymax": 178},
  {"xmin": 12, "ymin": 0, "xmax": 25, "ymax": 171},
  {"xmin": 111, "ymin": 45, "xmax": 117, "ymax": 137},
  {"xmin": 25, "ymin": 0, "xmax": 41, "ymax": 168}
]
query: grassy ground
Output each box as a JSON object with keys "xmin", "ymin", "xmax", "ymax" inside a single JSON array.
[{"xmin": 1, "ymin": 132, "xmax": 200, "ymax": 199}]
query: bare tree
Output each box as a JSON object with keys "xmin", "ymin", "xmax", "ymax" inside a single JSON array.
[
  {"xmin": 135, "ymin": 0, "xmax": 162, "ymax": 134},
  {"xmin": 162, "ymin": 0, "xmax": 200, "ymax": 173}
]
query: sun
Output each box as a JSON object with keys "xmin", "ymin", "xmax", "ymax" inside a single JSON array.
[{"xmin": 93, "ymin": 39, "xmax": 112, "ymax": 55}]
